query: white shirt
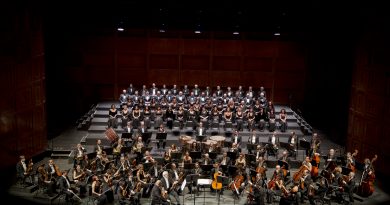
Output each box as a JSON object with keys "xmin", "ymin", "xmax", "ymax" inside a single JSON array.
[
  {"xmin": 174, "ymin": 171, "xmax": 179, "ymax": 180},
  {"xmin": 21, "ymin": 161, "xmax": 27, "ymax": 171},
  {"xmin": 256, "ymin": 152, "xmax": 259, "ymax": 159},
  {"xmin": 234, "ymin": 136, "xmax": 238, "ymax": 144},
  {"xmin": 221, "ymin": 158, "xmax": 226, "ymax": 165},
  {"xmin": 272, "ymin": 136, "xmax": 276, "ymax": 144},
  {"xmin": 164, "ymin": 177, "xmax": 170, "ymax": 188},
  {"xmin": 291, "ymin": 137, "xmax": 295, "ymax": 144},
  {"xmin": 251, "ymin": 136, "xmax": 256, "ymax": 144},
  {"xmin": 199, "ymin": 128, "xmax": 203, "ymax": 136}
]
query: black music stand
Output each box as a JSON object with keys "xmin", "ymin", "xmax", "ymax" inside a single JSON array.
[
  {"xmin": 278, "ymin": 160, "xmax": 289, "ymax": 170},
  {"xmin": 217, "ymin": 175, "xmax": 230, "ymax": 205},
  {"xmin": 190, "ymin": 151, "xmax": 201, "ymax": 161},
  {"xmin": 227, "ymin": 151, "xmax": 238, "ymax": 162},
  {"xmin": 121, "ymin": 132, "xmax": 133, "ymax": 140},
  {"xmin": 184, "ymin": 163, "xmax": 195, "ymax": 171},
  {"xmin": 156, "ymin": 132, "xmax": 167, "ymax": 150},
  {"xmin": 200, "ymin": 164, "xmax": 213, "ymax": 175},
  {"xmin": 196, "ymin": 135, "xmax": 207, "ymax": 142},
  {"xmin": 245, "ymin": 154, "xmax": 256, "ymax": 167},
  {"xmin": 121, "ymin": 146, "xmax": 132, "ymax": 154},
  {"xmin": 279, "ymin": 142, "xmax": 290, "ymax": 150},
  {"xmin": 208, "ymin": 152, "xmax": 218, "ymax": 160},
  {"xmin": 299, "ymin": 140, "xmax": 310, "ymax": 159},
  {"xmin": 224, "ymin": 141, "xmax": 232, "ymax": 148},
  {"xmin": 141, "ymin": 132, "xmax": 152, "ymax": 144},
  {"xmin": 185, "ymin": 174, "xmax": 200, "ymax": 204},
  {"xmin": 171, "ymin": 152, "xmax": 182, "ymax": 163},
  {"xmin": 228, "ymin": 165, "xmax": 238, "ymax": 177},
  {"xmin": 247, "ymin": 143, "xmax": 257, "ymax": 153}
]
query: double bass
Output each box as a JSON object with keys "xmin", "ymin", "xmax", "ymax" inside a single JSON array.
[
  {"xmin": 311, "ymin": 153, "xmax": 320, "ymax": 177},
  {"xmin": 356, "ymin": 154, "xmax": 377, "ymax": 197},
  {"xmin": 346, "ymin": 149, "xmax": 358, "ymax": 173},
  {"xmin": 211, "ymin": 170, "xmax": 223, "ymax": 190}
]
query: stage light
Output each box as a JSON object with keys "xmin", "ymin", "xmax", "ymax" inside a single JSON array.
[
  {"xmin": 159, "ymin": 23, "xmax": 166, "ymax": 33},
  {"xmin": 233, "ymin": 31, "xmax": 240, "ymax": 35},
  {"xmin": 194, "ymin": 24, "xmax": 202, "ymax": 34},
  {"xmin": 117, "ymin": 27, "xmax": 124, "ymax": 32},
  {"xmin": 274, "ymin": 32, "xmax": 280, "ymax": 36}
]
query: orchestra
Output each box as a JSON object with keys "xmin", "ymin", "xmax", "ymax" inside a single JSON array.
[{"xmin": 13, "ymin": 84, "xmax": 381, "ymax": 205}]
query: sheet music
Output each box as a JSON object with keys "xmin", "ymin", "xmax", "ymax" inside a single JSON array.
[
  {"xmin": 181, "ymin": 179, "xmax": 186, "ymax": 191},
  {"xmin": 197, "ymin": 179, "xmax": 212, "ymax": 185}
]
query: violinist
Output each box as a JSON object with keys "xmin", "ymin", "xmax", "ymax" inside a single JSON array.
[
  {"xmin": 167, "ymin": 144, "xmax": 178, "ymax": 158},
  {"xmin": 124, "ymin": 171, "xmax": 141, "ymax": 205},
  {"xmin": 91, "ymin": 175, "xmax": 108, "ymax": 205},
  {"xmin": 117, "ymin": 156, "xmax": 130, "ymax": 177},
  {"xmin": 58, "ymin": 170, "xmax": 77, "ymax": 202},
  {"xmin": 256, "ymin": 156, "xmax": 267, "ymax": 180},
  {"xmin": 118, "ymin": 180, "xmax": 134, "ymax": 205},
  {"xmin": 151, "ymin": 180, "xmax": 170, "ymax": 205},
  {"xmin": 161, "ymin": 171, "xmax": 180, "ymax": 205},
  {"xmin": 298, "ymin": 169, "xmax": 312, "ymax": 203},
  {"xmin": 142, "ymin": 150, "xmax": 155, "ymax": 164},
  {"xmin": 72, "ymin": 164, "xmax": 87, "ymax": 196},
  {"xmin": 37, "ymin": 164, "xmax": 56, "ymax": 197},
  {"xmin": 136, "ymin": 164, "xmax": 151, "ymax": 185},
  {"xmin": 248, "ymin": 173, "xmax": 266, "ymax": 205},
  {"xmin": 279, "ymin": 185, "xmax": 299, "ymax": 205},
  {"xmin": 163, "ymin": 151, "xmax": 171, "ymax": 166},
  {"xmin": 148, "ymin": 161, "xmax": 162, "ymax": 181},
  {"xmin": 254, "ymin": 145, "xmax": 266, "ymax": 161}
]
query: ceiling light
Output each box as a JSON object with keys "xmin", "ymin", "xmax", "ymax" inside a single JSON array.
[{"xmin": 117, "ymin": 27, "xmax": 124, "ymax": 32}]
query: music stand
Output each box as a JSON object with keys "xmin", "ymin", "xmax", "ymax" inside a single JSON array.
[
  {"xmin": 278, "ymin": 160, "xmax": 289, "ymax": 170},
  {"xmin": 196, "ymin": 135, "xmax": 206, "ymax": 142},
  {"xmin": 185, "ymin": 174, "xmax": 200, "ymax": 204},
  {"xmin": 279, "ymin": 142, "xmax": 290, "ymax": 150},
  {"xmin": 245, "ymin": 154, "xmax": 256, "ymax": 168},
  {"xmin": 227, "ymin": 151, "xmax": 238, "ymax": 162},
  {"xmin": 247, "ymin": 143, "xmax": 257, "ymax": 152},
  {"xmin": 142, "ymin": 132, "xmax": 152, "ymax": 144},
  {"xmin": 217, "ymin": 175, "xmax": 229, "ymax": 204},
  {"xmin": 299, "ymin": 140, "xmax": 310, "ymax": 159},
  {"xmin": 228, "ymin": 165, "xmax": 238, "ymax": 177},
  {"xmin": 121, "ymin": 132, "xmax": 133, "ymax": 139},
  {"xmin": 156, "ymin": 132, "xmax": 167, "ymax": 150},
  {"xmin": 171, "ymin": 152, "xmax": 182, "ymax": 163},
  {"xmin": 224, "ymin": 141, "xmax": 232, "ymax": 148},
  {"xmin": 184, "ymin": 163, "xmax": 195, "ymax": 171},
  {"xmin": 121, "ymin": 146, "xmax": 132, "ymax": 154},
  {"xmin": 208, "ymin": 152, "xmax": 218, "ymax": 160},
  {"xmin": 200, "ymin": 164, "xmax": 213, "ymax": 174},
  {"xmin": 190, "ymin": 151, "xmax": 201, "ymax": 160}
]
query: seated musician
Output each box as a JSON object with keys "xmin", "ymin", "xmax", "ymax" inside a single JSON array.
[
  {"xmin": 117, "ymin": 156, "xmax": 130, "ymax": 176},
  {"xmin": 340, "ymin": 171, "xmax": 356, "ymax": 203},
  {"xmin": 91, "ymin": 175, "xmax": 108, "ymax": 205},
  {"xmin": 124, "ymin": 171, "xmax": 141, "ymax": 205},
  {"xmin": 287, "ymin": 131, "xmax": 298, "ymax": 157},
  {"xmin": 210, "ymin": 162, "xmax": 224, "ymax": 194},
  {"xmin": 196, "ymin": 121, "xmax": 206, "ymax": 137},
  {"xmin": 188, "ymin": 162, "xmax": 203, "ymax": 195},
  {"xmin": 308, "ymin": 133, "xmax": 321, "ymax": 157},
  {"xmin": 218, "ymin": 151, "xmax": 231, "ymax": 166},
  {"xmin": 323, "ymin": 148, "xmax": 337, "ymax": 170},
  {"xmin": 161, "ymin": 171, "xmax": 181, "ymax": 205},
  {"xmin": 118, "ymin": 180, "xmax": 139, "ymax": 205},
  {"xmin": 148, "ymin": 161, "xmax": 162, "ymax": 181},
  {"xmin": 72, "ymin": 164, "xmax": 87, "ymax": 197},
  {"xmin": 45, "ymin": 159, "xmax": 60, "ymax": 182},
  {"xmin": 248, "ymin": 173, "xmax": 267, "ymax": 205},
  {"xmin": 190, "ymin": 141, "xmax": 199, "ymax": 152},
  {"xmin": 163, "ymin": 151, "xmax": 171, "ymax": 165},
  {"xmin": 278, "ymin": 150, "xmax": 291, "ymax": 181},
  {"xmin": 248, "ymin": 130, "xmax": 260, "ymax": 153},
  {"xmin": 279, "ymin": 185, "xmax": 299, "ymax": 205},
  {"xmin": 254, "ymin": 145, "xmax": 266, "ymax": 161},
  {"xmin": 256, "ymin": 156, "xmax": 268, "ymax": 180},
  {"xmin": 201, "ymin": 153, "xmax": 213, "ymax": 165},
  {"xmin": 98, "ymin": 151, "xmax": 111, "ymax": 172},
  {"xmin": 95, "ymin": 139, "xmax": 103, "ymax": 159},
  {"xmin": 168, "ymin": 144, "xmax": 178, "ymax": 158},
  {"xmin": 112, "ymin": 138, "xmax": 124, "ymax": 165},
  {"xmin": 231, "ymin": 130, "xmax": 242, "ymax": 148},
  {"xmin": 268, "ymin": 132, "xmax": 280, "ymax": 156},
  {"xmin": 58, "ymin": 170, "xmax": 78, "ymax": 202},
  {"xmin": 151, "ymin": 180, "xmax": 170, "ymax": 205},
  {"xmin": 267, "ymin": 165, "xmax": 284, "ymax": 203},
  {"xmin": 235, "ymin": 153, "xmax": 247, "ymax": 171},
  {"xmin": 73, "ymin": 143, "xmax": 86, "ymax": 168},
  {"xmin": 298, "ymin": 169, "xmax": 312, "ymax": 203},
  {"xmin": 156, "ymin": 124, "xmax": 167, "ymax": 149},
  {"xmin": 37, "ymin": 164, "xmax": 56, "ymax": 197},
  {"xmin": 133, "ymin": 136, "xmax": 144, "ymax": 163},
  {"xmin": 16, "ymin": 155, "xmax": 33, "ymax": 187},
  {"xmin": 302, "ymin": 156, "xmax": 313, "ymax": 172},
  {"xmin": 182, "ymin": 151, "xmax": 192, "ymax": 164},
  {"xmin": 136, "ymin": 164, "xmax": 151, "ymax": 195},
  {"xmin": 142, "ymin": 150, "xmax": 155, "ymax": 164}
]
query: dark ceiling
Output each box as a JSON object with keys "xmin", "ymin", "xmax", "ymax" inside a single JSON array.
[{"xmin": 42, "ymin": 0, "xmax": 389, "ymax": 34}]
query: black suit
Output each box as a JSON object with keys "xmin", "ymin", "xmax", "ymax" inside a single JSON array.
[
  {"xmin": 58, "ymin": 175, "xmax": 73, "ymax": 200},
  {"xmin": 151, "ymin": 184, "xmax": 169, "ymax": 205}
]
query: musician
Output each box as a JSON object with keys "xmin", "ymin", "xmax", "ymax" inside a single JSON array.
[
  {"xmin": 248, "ymin": 173, "xmax": 266, "ymax": 205},
  {"xmin": 142, "ymin": 150, "xmax": 155, "ymax": 164},
  {"xmin": 117, "ymin": 156, "xmax": 131, "ymax": 176},
  {"xmin": 161, "ymin": 171, "xmax": 181, "ymax": 205},
  {"xmin": 201, "ymin": 153, "xmax": 213, "ymax": 165},
  {"xmin": 254, "ymin": 145, "xmax": 266, "ymax": 161},
  {"xmin": 165, "ymin": 106, "xmax": 175, "ymax": 129},
  {"xmin": 345, "ymin": 150, "xmax": 357, "ymax": 172},
  {"xmin": 72, "ymin": 164, "xmax": 87, "ymax": 197},
  {"xmin": 37, "ymin": 164, "xmax": 56, "ymax": 196},
  {"xmin": 169, "ymin": 163, "xmax": 184, "ymax": 196},
  {"xmin": 308, "ymin": 132, "xmax": 321, "ymax": 157},
  {"xmin": 58, "ymin": 170, "xmax": 75, "ymax": 202},
  {"xmin": 148, "ymin": 161, "xmax": 162, "ymax": 181},
  {"xmin": 231, "ymin": 130, "xmax": 242, "ymax": 152},
  {"xmin": 324, "ymin": 148, "xmax": 337, "ymax": 170},
  {"xmin": 268, "ymin": 132, "xmax": 280, "ymax": 156},
  {"xmin": 74, "ymin": 143, "xmax": 86, "ymax": 168},
  {"xmin": 235, "ymin": 153, "xmax": 247, "ymax": 171},
  {"xmin": 151, "ymin": 180, "xmax": 170, "ymax": 205},
  {"xmin": 163, "ymin": 151, "xmax": 171, "ymax": 165},
  {"xmin": 91, "ymin": 175, "xmax": 108, "ymax": 205},
  {"xmin": 248, "ymin": 129, "xmax": 259, "ymax": 154},
  {"xmin": 112, "ymin": 138, "xmax": 124, "ymax": 165},
  {"xmin": 298, "ymin": 169, "xmax": 312, "ymax": 203},
  {"xmin": 131, "ymin": 105, "xmax": 141, "ymax": 129},
  {"xmin": 279, "ymin": 185, "xmax": 299, "ymax": 205},
  {"xmin": 188, "ymin": 162, "xmax": 202, "ymax": 195},
  {"xmin": 190, "ymin": 141, "xmax": 199, "ymax": 152},
  {"xmin": 46, "ymin": 159, "xmax": 60, "ymax": 181},
  {"xmin": 108, "ymin": 104, "xmax": 118, "ymax": 129},
  {"xmin": 137, "ymin": 164, "xmax": 151, "ymax": 189},
  {"xmin": 118, "ymin": 180, "xmax": 137, "ymax": 205},
  {"xmin": 143, "ymin": 105, "xmax": 152, "ymax": 129},
  {"xmin": 256, "ymin": 156, "xmax": 268, "ymax": 180},
  {"xmin": 16, "ymin": 155, "xmax": 33, "ymax": 186},
  {"xmin": 287, "ymin": 131, "xmax": 297, "ymax": 157},
  {"xmin": 133, "ymin": 136, "xmax": 144, "ymax": 163},
  {"xmin": 182, "ymin": 151, "xmax": 192, "ymax": 164},
  {"xmin": 99, "ymin": 151, "xmax": 111, "ymax": 172},
  {"xmin": 247, "ymin": 108, "xmax": 256, "ymax": 130},
  {"xmin": 95, "ymin": 139, "xmax": 103, "ymax": 159},
  {"xmin": 168, "ymin": 144, "xmax": 178, "ymax": 158},
  {"xmin": 279, "ymin": 150, "xmax": 290, "ymax": 164},
  {"xmin": 341, "ymin": 171, "xmax": 356, "ymax": 203},
  {"xmin": 223, "ymin": 107, "xmax": 233, "ymax": 126},
  {"xmin": 267, "ymin": 165, "xmax": 284, "ymax": 203},
  {"xmin": 218, "ymin": 151, "xmax": 231, "ymax": 166},
  {"xmin": 154, "ymin": 124, "xmax": 166, "ymax": 150}
]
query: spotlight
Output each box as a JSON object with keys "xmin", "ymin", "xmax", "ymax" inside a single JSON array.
[
  {"xmin": 233, "ymin": 31, "xmax": 240, "ymax": 35},
  {"xmin": 274, "ymin": 32, "xmax": 280, "ymax": 36},
  {"xmin": 117, "ymin": 21, "xmax": 125, "ymax": 32},
  {"xmin": 194, "ymin": 24, "xmax": 202, "ymax": 34},
  {"xmin": 159, "ymin": 23, "xmax": 166, "ymax": 33},
  {"xmin": 117, "ymin": 27, "xmax": 124, "ymax": 32}
]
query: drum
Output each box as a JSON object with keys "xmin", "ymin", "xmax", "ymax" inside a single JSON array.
[
  {"xmin": 210, "ymin": 135, "xmax": 226, "ymax": 147},
  {"xmin": 179, "ymin": 135, "xmax": 192, "ymax": 145}
]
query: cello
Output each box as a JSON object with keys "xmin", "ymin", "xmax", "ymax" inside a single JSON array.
[
  {"xmin": 311, "ymin": 153, "xmax": 320, "ymax": 177},
  {"xmin": 357, "ymin": 154, "xmax": 377, "ymax": 197},
  {"xmin": 230, "ymin": 172, "xmax": 244, "ymax": 196}
]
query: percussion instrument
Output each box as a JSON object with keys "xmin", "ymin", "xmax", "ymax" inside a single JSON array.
[{"xmin": 210, "ymin": 135, "xmax": 226, "ymax": 147}]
